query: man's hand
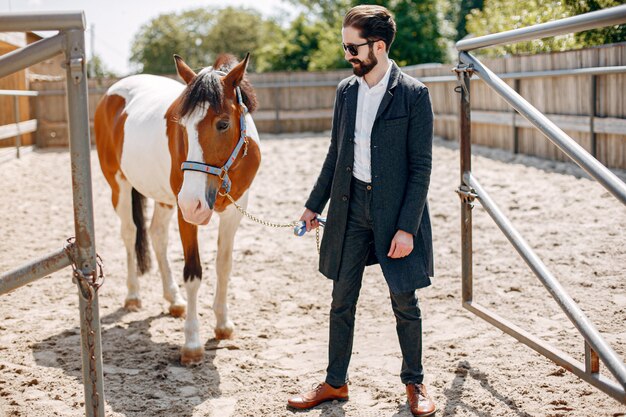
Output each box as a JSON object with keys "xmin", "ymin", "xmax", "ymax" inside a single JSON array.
[
  {"xmin": 387, "ymin": 230, "xmax": 414, "ymax": 258},
  {"xmin": 300, "ymin": 208, "xmax": 320, "ymax": 232}
]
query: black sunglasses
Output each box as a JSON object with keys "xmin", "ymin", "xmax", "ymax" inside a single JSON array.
[{"xmin": 342, "ymin": 40, "xmax": 375, "ymax": 56}]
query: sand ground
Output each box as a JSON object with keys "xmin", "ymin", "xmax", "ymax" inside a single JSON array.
[{"xmin": 0, "ymin": 134, "xmax": 624, "ymax": 417}]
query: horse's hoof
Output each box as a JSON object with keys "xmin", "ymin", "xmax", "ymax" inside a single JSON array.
[
  {"xmin": 124, "ymin": 299, "xmax": 142, "ymax": 311},
  {"xmin": 169, "ymin": 304, "xmax": 186, "ymax": 318},
  {"xmin": 214, "ymin": 323, "xmax": 234, "ymax": 340},
  {"xmin": 180, "ymin": 347, "xmax": 204, "ymax": 366}
]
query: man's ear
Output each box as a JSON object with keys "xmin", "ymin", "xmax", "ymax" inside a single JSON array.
[{"xmin": 174, "ymin": 54, "xmax": 196, "ymax": 85}]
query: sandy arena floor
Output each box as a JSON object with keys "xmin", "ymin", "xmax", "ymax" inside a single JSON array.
[{"xmin": 0, "ymin": 134, "xmax": 624, "ymax": 417}]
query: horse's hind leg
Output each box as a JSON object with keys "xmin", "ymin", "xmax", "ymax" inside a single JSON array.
[
  {"xmin": 214, "ymin": 191, "xmax": 248, "ymax": 340},
  {"xmin": 150, "ymin": 202, "xmax": 186, "ymax": 317},
  {"xmin": 115, "ymin": 173, "xmax": 142, "ymax": 310}
]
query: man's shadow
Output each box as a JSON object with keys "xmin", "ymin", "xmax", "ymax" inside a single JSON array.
[
  {"xmin": 32, "ymin": 307, "xmax": 227, "ymax": 417},
  {"xmin": 438, "ymin": 360, "xmax": 533, "ymax": 417}
]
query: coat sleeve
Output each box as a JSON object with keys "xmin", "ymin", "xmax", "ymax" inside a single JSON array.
[
  {"xmin": 304, "ymin": 86, "xmax": 342, "ymax": 214},
  {"xmin": 396, "ymin": 86, "xmax": 433, "ymax": 235}
]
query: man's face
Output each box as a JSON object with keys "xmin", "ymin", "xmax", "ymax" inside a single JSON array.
[{"xmin": 342, "ymin": 26, "xmax": 378, "ymax": 77}]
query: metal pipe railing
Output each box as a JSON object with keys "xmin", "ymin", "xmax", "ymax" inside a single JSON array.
[
  {"xmin": 460, "ymin": 51, "xmax": 626, "ymax": 205},
  {"xmin": 457, "ymin": 5, "xmax": 626, "ymax": 51},
  {"xmin": 0, "ymin": 34, "xmax": 65, "ymax": 79},
  {"xmin": 0, "ymin": 11, "xmax": 104, "ymax": 417},
  {"xmin": 419, "ymin": 65, "xmax": 626, "ymax": 83},
  {"xmin": 0, "ymin": 247, "xmax": 72, "ymax": 295},
  {"xmin": 455, "ymin": 5, "xmax": 626, "ymax": 405},
  {"xmin": 0, "ymin": 89, "xmax": 39, "ymax": 96},
  {"xmin": 465, "ymin": 171, "xmax": 626, "ymax": 389},
  {"xmin": 464, "ymin": 301, "xmax": 625, "ymax": 403},
  {"xmin": 0, "ymin": 11, "xmax": 85, "ymax": 31}
]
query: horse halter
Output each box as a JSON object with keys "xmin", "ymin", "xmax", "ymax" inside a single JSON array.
[{"xmin": 180, "ymin": 70, "xmax": 250, "ymax": 194}]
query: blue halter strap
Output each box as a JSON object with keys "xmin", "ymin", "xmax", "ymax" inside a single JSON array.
[{"xmin": 180, "ymin": 79, "xmax": 249, "ymax": 194}]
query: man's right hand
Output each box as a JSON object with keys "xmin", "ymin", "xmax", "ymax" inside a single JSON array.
[{"xmin": 300, "ymin": 208, "xmax": 320, "ymax": 232}]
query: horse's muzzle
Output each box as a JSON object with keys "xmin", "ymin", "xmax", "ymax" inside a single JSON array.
[{"xmin": 177, "ymin": 194, "xmax": 214, "ymax": 226}]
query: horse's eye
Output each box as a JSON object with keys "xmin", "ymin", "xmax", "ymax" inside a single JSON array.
[{"xmin": 216, "ymin": 120, "xmax": 230, "ymax": 131}]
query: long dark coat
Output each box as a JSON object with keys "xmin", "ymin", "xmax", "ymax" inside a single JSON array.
[{"xmin": 305, "ymin": 62, "xmax": 434, "ymax": 294}]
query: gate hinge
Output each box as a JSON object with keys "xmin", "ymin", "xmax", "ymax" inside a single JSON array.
[{"xmin": 456, "ymin": 185, "xmax": 477, "ymax": 207}]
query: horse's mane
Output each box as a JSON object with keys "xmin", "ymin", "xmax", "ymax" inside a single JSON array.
[{"xmin": 177, "ymin": 54, "xmax": 258, "ymax": 119}]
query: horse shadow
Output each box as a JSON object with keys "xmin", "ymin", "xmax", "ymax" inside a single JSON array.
[{"xmin": 32, "ymin": 307, "xmax": 225, "ymax": 417}]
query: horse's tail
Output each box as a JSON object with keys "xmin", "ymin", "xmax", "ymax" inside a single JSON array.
[{"xmin": 132, "ymin": 188, "xmax": 151, "ymax": 275}]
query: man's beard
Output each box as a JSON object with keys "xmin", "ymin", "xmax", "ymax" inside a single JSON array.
[{"xmin": 349, "ymin": 47, "xmax": 378, "ymax": 77}]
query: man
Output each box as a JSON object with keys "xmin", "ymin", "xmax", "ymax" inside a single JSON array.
[{"xmin": 287, "ymin": 5, "xmax": 436, "ymax": 416}]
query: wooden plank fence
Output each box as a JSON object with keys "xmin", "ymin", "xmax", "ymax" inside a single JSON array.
[{"xmin": 27, "ymin": 42, "xmax": 626, "ymax": 169}]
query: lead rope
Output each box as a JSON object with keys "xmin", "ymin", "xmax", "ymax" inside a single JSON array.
[{"xmin": 219, "ymin": 191, "xmax": 322, "ymax": 254}]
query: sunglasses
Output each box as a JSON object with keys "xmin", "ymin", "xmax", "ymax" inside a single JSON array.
[{"xmin": 342, "ymin": 40, "xmax": 375, "ymax": 56}]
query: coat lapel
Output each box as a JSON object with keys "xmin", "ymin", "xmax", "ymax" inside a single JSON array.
[
  {"xmin": 374, "ymin": 61, "xmax": 401, "ymax": 121},
  {"xmin": 343, "ymin": 76, "xmax": 359, "ymax": 140}
]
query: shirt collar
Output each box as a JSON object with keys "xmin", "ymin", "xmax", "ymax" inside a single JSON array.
[{"xmin": 356, "ymin": 60, "xmax": 393, "ymax": 90}]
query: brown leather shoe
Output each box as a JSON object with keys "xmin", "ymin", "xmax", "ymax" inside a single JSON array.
[
  {"xmin": 406, "ymin": 383, "xmax": 436, "ymax": 416},
  {"xmin": 287, "ymin": 382, "xmax": 349, "ymax": 409}
]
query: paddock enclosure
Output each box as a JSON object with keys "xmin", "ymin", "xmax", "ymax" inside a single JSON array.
[{"xmin": 0, "ymin": 134, "xmax": 624, "ymax": 416}]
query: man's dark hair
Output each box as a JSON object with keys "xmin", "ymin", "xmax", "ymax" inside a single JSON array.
[{"xmin": 343, "ymin": 5, "xmax": 396, "ymax": 52}]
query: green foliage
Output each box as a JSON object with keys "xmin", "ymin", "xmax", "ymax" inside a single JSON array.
[
  {"xmin": 465, "ymin": 0, "xmax": 625, "ymax": 57},
  {"xmin": 387, "ymin": 0, "xmax": 447, "ymax": 65},
  {"xmin": 262, "ymin": 14, "xmax": 346, "ymax": 71},
  {"xmin": 204, "ymin": 7, "xmax": 273, "ymax": 72},
  {"xmin": 288, "ymin": 0, "xmax": 448, "ymax": 66},
  {"xmin": 130, "ymin": 9, "xmax": 215, "ymax": 74},
  {"xmin": 126, "ymin": 1, "xmax": 624, "ymax": 74},
  {"xmin": 88, "ymin": 54, "xmax": 118, "ymax": 78},
  {"xmin": 565, "ymin": 0, "xmax": 626, "ymax": 46},
  {"xmin": 130, "ymin": 7, "xmax": 277, "ymax": 74},
  {"xmin": 455, "ymin": 0, "xmax": 483, "ymax": 41}
]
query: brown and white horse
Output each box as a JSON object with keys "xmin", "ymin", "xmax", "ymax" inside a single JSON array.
[{"xmin": 94, "ymin": 54, "xmax": 261, "ymax": 365}]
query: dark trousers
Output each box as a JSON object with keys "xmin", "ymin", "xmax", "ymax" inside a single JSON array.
[{"xmin": 325, "ymin": 177, "xmax": 424, "ymax": 387}]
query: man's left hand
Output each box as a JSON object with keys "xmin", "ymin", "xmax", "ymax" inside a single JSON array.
[{"xmin": 387, "ymin": 230, "xmax": 414, "ymax": 258}]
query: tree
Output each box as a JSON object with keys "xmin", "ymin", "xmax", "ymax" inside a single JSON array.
[
  {"xmin": 205, "ymin": 7, "xmax": 279, "ymax": 72},
  {"xmin": 130, "ymin": 9, "xmax": 216, "ymax": 74},
  {"xmin": 455, "ymin": 0, "xmax": 483, "ymax": 41},
  {"xmin": 263, "ymin": 14, "xmax": 329, "ymax": 71},
  {"xmin": 465, "ymin": 0, "xmax": 577, "ymax": 56},
  {"xmin": 387, "ymin": 0, "xmax": 447, "ymax": 65},
  {"xmin": 565, "ymin": 0, "xmax": 626, "ymax": 46},
  {"xmin": 88, "ymin": 54, "xmax": 118, "ymax": 78},
  {"xmin": 130, "ymin": 7, "xmax": 277, "ymax": 74},
  {"xmin": 465, "ymin": 0, "xmax": 625, "ymax": 57},
  {"xmin": 287, "ymin": 0, "xmax": 448, "ymax": 65}
]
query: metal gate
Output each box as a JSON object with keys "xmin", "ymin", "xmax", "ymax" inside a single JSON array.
[
  {"xmin": 0, "ymin": 11, "xmax": 105, "ymax": 416},
  {"xmin": 455, "ymin": 5, "xmax": 626, "ymax": 404}
]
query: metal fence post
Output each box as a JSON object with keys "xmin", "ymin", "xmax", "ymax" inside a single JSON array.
[
  {"xmin": 513, "ymin": 78, "xmax": 520, "ymax": 154},
  {"xmin": 590, "ymin": 74, "xmax": 597, "ymax": 158},
  {"xmin": 457, "ymin": 62, "xmax": 474, "ymax": 304},
  {"xmin": 63, "ymin": 28, "xmax": 105, "ymax": 417},
  {"xmin": 13, "ymin": 94, "xmax": 20, "ymax": 158}
]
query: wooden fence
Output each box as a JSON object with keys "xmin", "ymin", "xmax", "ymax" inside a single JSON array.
[{"xmin": 29, "ymin": 42, "xmax": 626, "ymax": 169}]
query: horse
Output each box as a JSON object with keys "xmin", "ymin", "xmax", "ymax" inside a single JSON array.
[{"xmin": 94, "ymin": 53, "xmax": 261, "ymax": 365}]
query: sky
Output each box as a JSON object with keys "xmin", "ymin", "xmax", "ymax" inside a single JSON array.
[{"xmin": 1, "ymin": 0, "xmax": 298, "ymax": 75}]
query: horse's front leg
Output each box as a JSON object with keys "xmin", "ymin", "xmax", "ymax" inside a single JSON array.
[
  {"xmin": 214, "ymin": 192, "xmax": 247, "ymax": 340},
  {"xmin": 177, "ymin": 209, "xmax": 204, "ymax": 365}
]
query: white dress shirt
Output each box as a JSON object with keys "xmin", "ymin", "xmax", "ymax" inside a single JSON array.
[{"xmin": 352, "ymin": 62, "xmax": 393, "ymax": 183}]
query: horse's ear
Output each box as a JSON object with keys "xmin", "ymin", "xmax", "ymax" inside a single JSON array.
[
  {"xmin": 174, "ymin": 54, "xmax": 196, "ymax": 85},
  {"xmin": 222, "ymin": 53, "xmax": 250, "ymax": 90}
]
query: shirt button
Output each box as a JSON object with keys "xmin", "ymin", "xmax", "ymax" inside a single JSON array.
[{"xmin": 366, "ymin": 185, "xmax": 372, "ymax": 191}]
